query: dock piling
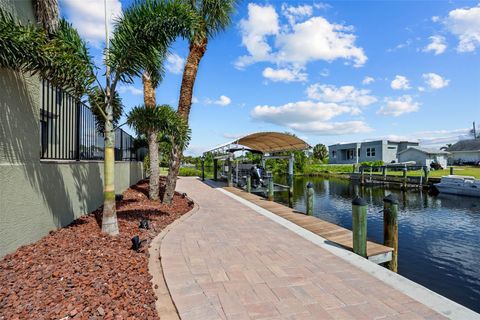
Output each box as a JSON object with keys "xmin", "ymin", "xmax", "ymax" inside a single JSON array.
[
  {"xmin": 306, "ymin": 182, "xmax": 314, "ymax": 215},
  {"xmin": 450, "ymin": 167, "xmax": 454, "ymax": 175},
  {"xmin": 288, "ymin": 175, "xmax": 294, "ymax": 208},
  {"xmin": 383, "ymin": 194, "xmax": 399, "ymax": 272},
  {"xmin": 360, "ymin": 167, "xmax": 365, "ymax": 185},
  {"xmin": 267, "ymin": 178, "xmax": 274, "ymax": 201},
  {"xmin": 352, "ymin": 197, "xmax": 367, "ymax": 258},
  {"xmin": 402, "ymin": 168, "xmax": 407, "ymax": 190},
  {"xmin": 213, "ymin": 159, "xmax": 218, "ymax": 181},
  {"xmin": 246, "ymin": 175, "xmax": 251, "ymax": 193},
  {"xmin": 201, "ymin": 159, "xmax": 205, "ymax": 181}
]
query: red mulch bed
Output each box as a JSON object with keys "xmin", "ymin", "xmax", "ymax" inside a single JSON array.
[{"xmin": 0, "ymin": 178, "xmax": 193, "ymax": 320}]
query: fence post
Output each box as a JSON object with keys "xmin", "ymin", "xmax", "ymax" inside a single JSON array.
[
  {"xmin": 267, "ymin": 177, "xmax": 274, "ymax": 201},
  {"xmin": 75, "ymin": 101, "xmax": 81, "ymax": 161},
  {"xmin": 383, "ymin": 194, "xmax": 399, "ymax": 272},
  {"xmin": 306, "ymin": 182, "xmax": 314, "ymax": 215},
  {"xmin": 352, "ymin": 196, "xmax": 367, "ymax": 258},
  {"xmin": 246, "ymin": 175, "xmax": 251, "ymax": 193}
]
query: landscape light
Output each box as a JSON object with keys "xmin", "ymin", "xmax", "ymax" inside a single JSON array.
[{"xmin": 139, "ymin": 218, "xmax": 149, "ymax": 230}]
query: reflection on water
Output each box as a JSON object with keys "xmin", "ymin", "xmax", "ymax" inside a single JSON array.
[{"xmin": 274, "ymin": 176, "xmax": 480, "ymax": 313}]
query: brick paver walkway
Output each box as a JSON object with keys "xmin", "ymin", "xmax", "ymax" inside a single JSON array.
[{"xmin": 161, "ymin": 177, "xmax": 446, "ymax": 320}]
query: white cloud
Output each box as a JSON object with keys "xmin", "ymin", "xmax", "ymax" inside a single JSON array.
[
  {"xmin": 251, "ymin": 101, "xmax": 371, "ymax": 135},
  {"xmin": 281, "ymin": 4, "xmax": 313, "ymax": 25},
  {"xmin": 378, "ymin": 128, "xmax": 470, "ymax": 148},
  {"xmin": 275, "ymin": 17, "xmax": 367, "ymax": 67},
  {"xmin": 165, "ymin": 53, "xmax": 185, "ymax": 74},
  {"xmin": 60, "ymin": 0, "xmax": 122, "ymax": 45},
  {"xmin": 444, "ymin": 4, "xmax": 480, "ymax": 52},
  {"xmin": 223, "ymin": 133, "xmax": 243, "ymax": 139},
  {"xmin": 236, "ymin": 4, "xmax": 279, "ymax": 69},
  {"xmin": 289, "ymin": 121, "xmax": 372, "ymax": 135},
  {"xmin": 423, "ymin": 35, "xmax": 447, "ymax": 55},
  {"xmin": 236, "ymin": 4, "xmax": 367, "ymax": 69},
  {"xmin": 206, "ymin": 95, "xmax": 232, "ymax": 106},
  {"xmin": 262, "ymin": 67, "xmax": 307, "ymax": 82},
  {"xmin": 362, "ymin": 76, "xmax": 375, "ymax": 85},
  {"xmin": 117, "ymin": 85, "xmax": 142, "ymax": 96},
  {"xmin": 432, "ymin": 16, "xmax": 440, "ymax": 22},
  {"xmin": 306, "ymin": 84, "xmax": 377, "ymax": 107},
  {"xmin": 378, "ymin": 95, "xmax": 420, "ymax": 116},
  {"xmin": 192, "ymin": 96, "xmax": 199, "ymax": 104},
  {"xmin": 387, "ymin": 39, "xmax": 413, "ymax": 52},
  {"xmin": 422, "ymin": 72, "xmax": 450, "ymax": 89},
  {"xmin": 390, "ymin": 75, "xmax": 411, "ymax": 90},
  {"xmin": 320, "ymin": 69, "xmax": 330, "ymax": 77}
]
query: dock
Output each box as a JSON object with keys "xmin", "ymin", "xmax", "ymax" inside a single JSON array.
[{"xmin": 224, "ymin": 186, "xmax": 393, "ymax": 264}]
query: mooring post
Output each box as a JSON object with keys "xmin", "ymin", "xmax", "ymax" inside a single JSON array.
[
  {"xmin": 423, "ymin": 166, "xmax": 429, "ymax": 184},
  {"xmin": 382, "ymin": 166, "xmax": 387, "ymax": 181},
  {"xmin": 383, "ymin": 194, "xmax": 399, "ymax": 272},
  {"xmin": 246, "ymin": 175, "xmax": 251, "ymax": 193},
  {"xmin": 267, "ymin": 177, "xmax": 274, "ymax": 201},
  {"xmin": 352, "ymin": 196, "xmax": 367, "ymax": 258},
  {"xmin": 360, "ymin": 166, "xmax": 365, "ymax": 185},
  {"xmin": 213, "ymin": 159, "xmax": 218, "ymax": 181},
  {"xmin": 352, "ymin": 164, "xmax": 356, "ymax": 173},
  {"xmin": 450, "ymin": 167, "xmax": 454, "ymax": 175},
  {"xmin": 201, "ymin": 159, "xmax": 205, "ymax": 181},
  {"xmin": 286, "ymin": 175, "xmax": 293, "ymax": 208},
  {"xmin": 402, "ymin": 168, "xmax": 407, "ymax": 190},
  {"xmin": 306, "ymin": 182, "xmax": 314, "ymax": 215}
]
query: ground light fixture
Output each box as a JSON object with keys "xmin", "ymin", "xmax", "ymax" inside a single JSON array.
[
  {"xmin": 131, "ymin": 235, "xmax": 146, "ymax": 251},
  {"xmin": 139, "ymin": 218, "xmax": 149, "ymax": 230}
]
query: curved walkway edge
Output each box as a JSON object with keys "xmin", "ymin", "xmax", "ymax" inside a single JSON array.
[
  {"xmin": 159, "ymin": 177, "xmax": 479, "ymax": 320},
  {"xmin": 148, "ymin": 201, "xmax": 200, "ymax": 320}
]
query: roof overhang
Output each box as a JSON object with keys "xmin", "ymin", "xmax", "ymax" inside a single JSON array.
[{"xmin": 204, "ymin": 132, "xmax": 310, "ymax": 155}]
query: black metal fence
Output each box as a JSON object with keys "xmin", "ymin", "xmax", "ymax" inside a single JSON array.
[{"xmin": 40, "ymin": 80, "xmax": 137, "ymax": 161}]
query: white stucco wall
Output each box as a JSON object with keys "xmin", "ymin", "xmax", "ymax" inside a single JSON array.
[{"xmin": 398, "ymin": 149, "xmax": 448, "ymax": 168}]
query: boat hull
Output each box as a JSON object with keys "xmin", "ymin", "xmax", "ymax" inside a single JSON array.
[{"xmin": 434, "ymin": 184, "xmax": 480, "ymax": 197}]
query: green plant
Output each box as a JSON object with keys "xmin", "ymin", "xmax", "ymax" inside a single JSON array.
[{"xmin": 178, "ymin": 167, "xmax": 202, "ymax": 176}]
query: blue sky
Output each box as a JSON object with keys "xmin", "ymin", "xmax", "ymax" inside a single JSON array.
[{"xmin": 59, "ymin": 0, "xmax": 480, "ymax": 155}]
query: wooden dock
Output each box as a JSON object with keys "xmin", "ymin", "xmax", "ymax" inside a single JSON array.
[{"xmin": 224, "ymin": 186, "xmax": 393, "ymax": 264}]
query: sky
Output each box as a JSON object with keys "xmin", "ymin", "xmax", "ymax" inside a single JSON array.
[{"xmin": 59, "ymin": 0, "xmax": 480, "ymax": 156}]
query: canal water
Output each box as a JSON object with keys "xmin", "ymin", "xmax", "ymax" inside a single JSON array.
[{"xmin": 274, "ymin": 176, "xmax": 480, "ymax": 313}]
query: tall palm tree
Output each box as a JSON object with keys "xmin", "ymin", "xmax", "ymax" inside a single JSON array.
[
  {"xmin": 0, "ymin": 0, "xmax": 198, "ymax": 234},
  {"xmin": 141, "ymin": 52, "xmax": 166, "ymax": 201},
  {"xmin": 163, "ymin": 0, "xmax": 238, "ymax": 204}
]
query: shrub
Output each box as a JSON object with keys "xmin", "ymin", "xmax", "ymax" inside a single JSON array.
[{"xmin": 178, "ymin": 167, "xmax": 202, "ymax": 176}]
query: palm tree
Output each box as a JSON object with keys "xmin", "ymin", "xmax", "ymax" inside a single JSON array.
[
  {"xmin": 127, "ymin": 105, "xmax": 191, "ymax": 180},
  {"xmin": 440, "ymin": 144, "xmax": 452, "ymax": 151},
  {"xmin": 313, "ymin": 144, "xmax": 328, "ymax": 162},
  {"xmin": 163, "ymin": 0, "xmax": 238, "ymax": 204},
  {"xmin": 1, "ymin": 0, "xmax": 198, "ymax": 234}
]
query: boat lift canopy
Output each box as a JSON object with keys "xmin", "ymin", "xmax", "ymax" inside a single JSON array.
[{"xmin": 204, "ymin": 132, "xmax": 310, "ymax": 156}]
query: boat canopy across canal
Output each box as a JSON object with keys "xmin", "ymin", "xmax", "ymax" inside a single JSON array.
[{"xmin": 202, "ymin": 132, "xmax": 309, "ymax": 189}]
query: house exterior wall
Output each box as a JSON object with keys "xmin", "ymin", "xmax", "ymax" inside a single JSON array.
[
  {"xmin": 328, "ymin": 140, "xmax": 418, "ymax": 164},
  {"xmin": 450, "ymin": 151, "xmax": 480, "ymax": 163},
  {"xmin": 0, "ymin": 0, "xmax": 144, "ymax": 257},
  {"xmin": 398, "ymin": 149, "xmax": 448, "ymax": 168}
]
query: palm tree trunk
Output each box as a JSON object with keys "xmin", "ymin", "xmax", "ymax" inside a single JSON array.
[
  {"xmin": 163, "ymin": 140, "xmax": 181, "ymax": 204},
  {"xmin": 163, "ymin": 39, "xmax": 207, "ymax": 204},
  {"xmin": 102, "ymin": 98, "xmax": 119, "ymax": 235},
  {"xmin": 142, "ymin": 72, "xmax": 160, "ymax": 201}
]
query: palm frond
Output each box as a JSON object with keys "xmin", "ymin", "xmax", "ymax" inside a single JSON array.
[
  {"xmin": 0, "ymin": 10, "xmax": 95, "ymax": 96},
  {"xmin": 89, "ymin": 87, "xmax": 123, "ymax": 133},
  {"xmin": 108, "ymin": 0, "xmax": 198, "ymax": 86},
  {"xmin": 127, "ymin": 104, "xmax": 191, "ymax": 150}
]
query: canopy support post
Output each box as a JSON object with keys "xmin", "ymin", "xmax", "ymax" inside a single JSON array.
[{"xmin": 213, "ymin": 158, "xmax": 218, "ymax": 181}]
